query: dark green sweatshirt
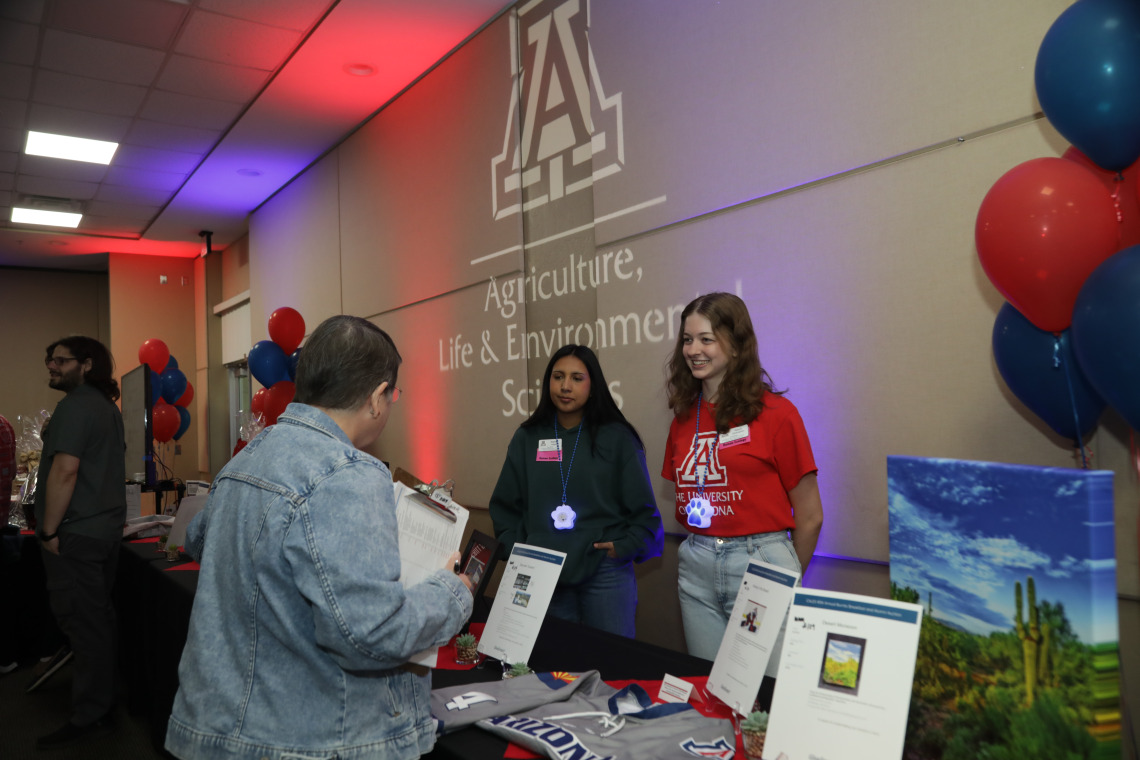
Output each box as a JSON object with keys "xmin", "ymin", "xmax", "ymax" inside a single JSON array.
[{"xmin": 489, "ymin": 420, "xmax": 664, "ymax": 586}]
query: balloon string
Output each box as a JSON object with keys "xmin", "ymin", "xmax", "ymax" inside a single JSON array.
[{"xmin": 1057, "ymin": 337, "xmax": 1088, "ymax": 469}]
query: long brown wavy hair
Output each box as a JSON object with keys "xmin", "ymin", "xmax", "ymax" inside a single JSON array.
[{"xmin": 665, "ymin": 292, "xmax": 782, "ymax": 432}]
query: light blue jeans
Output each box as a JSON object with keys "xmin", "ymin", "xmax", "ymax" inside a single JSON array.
[
  {"xmin": 678, "ymin": 531, "xmax": 801, "ymax": 676},
  {"xmin": 547, "ymin": 556, "xmax": 638, "ymax": 638}
]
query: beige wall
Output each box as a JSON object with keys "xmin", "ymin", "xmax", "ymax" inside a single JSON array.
[
  {"xmin": 0, "ymin": 268, "xmax": 109, "ymax": 431},
  {"xmin": 236, "ymin": 3, "xmax": 1136, "ymax": 718},
  {"xmin": 108, "ymin": 253, "xmax": 200, "ymax": 482}
]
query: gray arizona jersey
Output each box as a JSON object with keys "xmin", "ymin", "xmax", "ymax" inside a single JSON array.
[{"xmin": 432, "ymin": 671, "xmax": 737, "ymax": 759}]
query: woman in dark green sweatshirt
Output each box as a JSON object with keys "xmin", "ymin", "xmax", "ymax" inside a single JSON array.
[{"xmin": 489, "ymin": 344, "xmax": 664, "ymax": 638}]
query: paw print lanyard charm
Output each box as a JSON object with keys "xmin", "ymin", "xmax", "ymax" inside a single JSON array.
[
  {"xmin": 685, "ymin": 394, "xmax": 716, "ymax": 530},
  {"xmin": 551, "ymin": 419, "xmax": 583, "ymax": 530}
]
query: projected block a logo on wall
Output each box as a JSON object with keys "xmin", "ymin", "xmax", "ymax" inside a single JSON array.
[{"xmin": 491, "ymin": 0, "xmax": 622, "ymax": 221}]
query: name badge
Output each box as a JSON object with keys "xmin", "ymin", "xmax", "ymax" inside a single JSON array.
[
  {"xmin": 718, "ymin": 424, "xmax": 750, "ymax": 449},
  {"xmin": 537, "ymin": 438, "xmax": 562, "ymax": 461}
]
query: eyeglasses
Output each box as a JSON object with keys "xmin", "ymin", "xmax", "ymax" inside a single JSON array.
[
  {"xmin": 45, "ymin": 355, "xmax": 77, "ymax": 367},
  {"xmin": 389, "ymin": 386, "xmax": 402, "ymax": 403}
]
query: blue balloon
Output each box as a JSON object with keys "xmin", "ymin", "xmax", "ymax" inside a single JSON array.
[
  {"xmin": 1072, "ymin": 245, "xmax": 1140, "ymax": 430},
  {"xmin": 149, "ymin": 370, "xmax": 163, "ymax": 406},
  {"xmin": 1035, "ymin": 0, "xmax": 1140, "ymax": 171},
  {"xmin": 164, "ymin": 354, "xmax": 179, "ymax": 371},
  {"xmin": 248, "ymin": 340, "xmax": 290, "ymax": 388},
  {"xmin": 173, "ymin": 406, "xmax": 191, "ymax": 441},
  {"xmin": 993, "ymin": 303, "xmax": 1104, "ymax": 441},
  {"xmin": 161, "ymin": 367, "xmax": 188, "ymax": 404},
  {"xmin": 287, "ymin": 348, "xmax": 302, "ymax": 381}
]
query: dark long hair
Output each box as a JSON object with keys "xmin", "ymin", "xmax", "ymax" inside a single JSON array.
[
  {"xmin": 665, "ymin": 292, "xmax": 782, "ymax": 432},
  {"xmin": 522, "ymin": 344, "xmax": 643, "ymax": 450},
  {"xmin": 47, "ymin": 336, "xmax": 119, "ymax": 402},
  {"xmin": 295, "ymin": 316, "xmax": 401, "ymax": 410}
]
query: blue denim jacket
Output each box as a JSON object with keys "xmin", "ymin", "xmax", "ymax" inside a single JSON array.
[{"xmin": 166, "ymin": 403, "xmax": 472, "ymax": 760}]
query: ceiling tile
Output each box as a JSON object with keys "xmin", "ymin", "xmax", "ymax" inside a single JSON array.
[
  {"xmin": 0, "ymin": 151, "xmax": 16, "ymax": 172},
  {"xmin": 0, "ymin": 128, "xmax": 21, "ymax": 153},
  {"xmin": 34, "ymin": 70, "xmax": 147, "ymax": 117},
  {"xmin": 1, "ymin": 1, "xmax": 46, "ymax": 25},
  {"xmin": 16, "ymin": 174, "xmax": 100, "ymax": 200},
  {"xmin": 104, "ymin": 165, "xmax": 185, "ymax": 191},
  {"xmin": 0, "ymin": 189, "xmax": 11, "ymax": 207},
  {"xmin": 0, "ymin": 21, "xmax": 39, "ymax": 65},
  {"xmin": 93, "ymin": 182, "xmax": 174, "ymax": 206},
  {"xmin": 197, "ymin": 0, "xmax": 331, "ymax": 32},
  {"xmin": 176, "ymin": 10, "xmax": 301, "ymax": 70},
  {"xmin": 158, "ymin": 55, "xmax": 270, "ymax": 103},
  {"xmin": 27, "ymin": 102, "xmax": 133, "ymax": 143},
  {"xmin": 19, "ymin": 154, "xmax": 109, "ymax": 183},
  {"xmin": 125, "ymin": 119, "xmax": 221, "ymax": 154},
  {"xmin": 140, "ymin": 90, "xmax": 243, "ymax": 131},
  {"xmin": 0, "ymin": 171, "xmax": 13, "ymax": 191},
  {"xmin": 40, "ymin": 29, "xmax": 165, "ymax": 86},
  {"xmin": 86, "ymin": 199, "xmax": 161, "ymax": 220},
  {"xmin": 46, "ymin": 0, "xmax": 188, "ymax": 50},
  {"xmin": 78, "ymin": 217, "xmax": 146, "ymax": 237},
  {"xmin": 113, "ymin": 144, "xmax": 202, "ymax": 175},
  {"xmin": 0, "ymin": 63, "xmax": 33, "ymax": 100},
  {"xmin": 0, "ymin": 97, "xmax": 27, "ymax": 130}
]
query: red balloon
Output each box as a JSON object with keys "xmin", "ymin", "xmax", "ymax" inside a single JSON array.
[
  {"xmin": 138, "ymin": 339, "xmax": 170, "ymax": 374},
  {"xmin": 976, "ymin": 157, "xmax": 1120, "ymax": 332},
  {"xmin": 268, "ymin": 307, "xmax": 306, "ymax": 355},
  {"xmin": 152, "ymin": 402, "xmax": 180, "ymax": 443},
  {"xmin": 251, "ymin": 387, "xmax": 268, "ymax": 420},
  {"xmin": 175, "ymin": 381, "xmax": 194, "ymax": 408},
  {"xmin": 1063, "ymin": 147, "xmax": 1140, "ymax": 250},
  {"xmin": 262, "ymin": 381, "xmax": 295, "ymax": 426}
]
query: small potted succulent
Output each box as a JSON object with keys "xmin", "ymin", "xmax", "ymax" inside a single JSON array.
[
  {"xmin": 454, "ymin": 633, "xmax": 479, "ymax": 664},
  {"xmin": 502, "ymin": 661, "xmax": 534, "ymax": 679},
  {"xmin": 740, "ymin": 710, "xmax": 768, "ymax": 759}
]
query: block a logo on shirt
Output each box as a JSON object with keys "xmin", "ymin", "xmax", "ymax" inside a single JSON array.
[
  {"xmin": 679, "ymin": 736, "xmax": 736, "ymax": 758},
  {"xmin": 491, "ymin": 0, "xmax": 624, "ymax": 221},
  {"xmin": 445, "ymin": 691, "xmax": 498, "ymax": 711},
  {"xmin": 677, "ymin": 432, "xmax": 728, "ymax": 489}
]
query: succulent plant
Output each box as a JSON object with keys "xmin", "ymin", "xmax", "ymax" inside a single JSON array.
[
  {"xmin": 741, "ymin": 710, "xmax": 768, "ymax": 733},
  {"xmin": 506, "ymin": 662, "xmax": 534, "ymax": 677},
  {"xmin": 455, "ymin": 633, "xmax": 477, "ymax": 648}
]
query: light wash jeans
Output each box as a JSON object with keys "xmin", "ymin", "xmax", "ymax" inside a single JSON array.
[
  {"xmin": 678, "ymin": 531, "xmax": 801, "ymax": 676},
  {"xmin": 547, "ymin": 556, "xmax": 638, "ymax": 638}
]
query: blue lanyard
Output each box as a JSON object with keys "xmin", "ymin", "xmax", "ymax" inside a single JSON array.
[
  {"xmin": 692, "ymin": 393, "xmax": 718, "ymax": 498},
  {"xmin": 556, "ymin": 418, "xmax": 584, "ymax": 505}
]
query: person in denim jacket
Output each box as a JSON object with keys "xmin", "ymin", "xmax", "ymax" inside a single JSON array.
[{"xmin": 166, "ymin": 316, "xmax": 473, "ymax": 760}]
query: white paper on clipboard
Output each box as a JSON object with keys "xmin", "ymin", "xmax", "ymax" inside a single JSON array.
[{"xmin": 392, "ymin": 481, "xmax": 470, "ymax": 666}]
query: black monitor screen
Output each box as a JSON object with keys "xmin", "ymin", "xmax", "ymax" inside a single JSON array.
[{"xmin": 121, "ymin": 365, "xmax": 155, "ymax": 487}]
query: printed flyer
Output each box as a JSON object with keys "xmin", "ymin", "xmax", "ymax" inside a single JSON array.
[
  {"xmin": 764, "ymin": 590, "xmax": 923, "ymax": 760},
  {"xmin": 706, "ymin": 559, "xmax": 799, "ymax": 714},
  {"xmin": 479, "ymin": 543, "xmax": 566, "ymax": 665}
]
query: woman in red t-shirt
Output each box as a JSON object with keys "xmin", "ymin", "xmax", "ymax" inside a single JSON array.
[{"xmin": 662, "ymin": 292, "xmax": 824, "ymax": 668}]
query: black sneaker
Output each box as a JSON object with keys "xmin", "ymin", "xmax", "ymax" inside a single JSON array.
[
  {"xmin": 35, "ymin": 713, "xmax": 116, "ymax": 750},
  {"xmin": 25, "ymin": 646, "xmax": 72, "ymax": 694}
]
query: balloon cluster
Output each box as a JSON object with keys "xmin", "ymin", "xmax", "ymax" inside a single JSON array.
[
  {"xmin": 248, "ymin": 307, "xmax": 306, "ymax": 426},
  {"xmin": 138, "ymin": 338, "xmax": 194, "ymax": 444},
  {"xmin": 978, "ymin": 0, "xmax": 1140, "ymax": 442}
]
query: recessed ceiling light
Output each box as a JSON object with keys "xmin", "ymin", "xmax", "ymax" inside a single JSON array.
[
  {"xmin": 11, "ymin": 207, "xmax": 82, "ymax": 228},
  {"xmin": 25, "ymin": 131, "xmax": 118, "ymax": 165},
  {"xmin": 343, "ymin": 63, "xmax": 376, "ymax": 77}
]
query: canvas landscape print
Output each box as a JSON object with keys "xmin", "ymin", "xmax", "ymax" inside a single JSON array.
[{"xmin": 887, "ymin": 456, "xmax": 1119, "ymax": 759}]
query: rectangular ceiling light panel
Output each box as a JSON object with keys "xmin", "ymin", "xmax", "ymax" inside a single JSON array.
[
  {"xmin": 25, "ymin": 130, "xmax": 119, "ymax": 165},
  {"xmin": 11, "ymin": 207, "xmax": 83, "ymax": 228}
]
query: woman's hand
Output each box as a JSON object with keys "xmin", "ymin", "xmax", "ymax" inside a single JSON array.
[{"xmin": 592, "ymin": 541, "xmax": 617, "ymax": 559}]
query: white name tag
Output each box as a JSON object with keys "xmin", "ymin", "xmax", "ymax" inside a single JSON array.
[
  {"xmin": 718, "ymin": 424, "xmax": 751, "ymax": 449},
  {"xmin": 537, "ymin": 438, "xmax": 562, "ymax": 461}
]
